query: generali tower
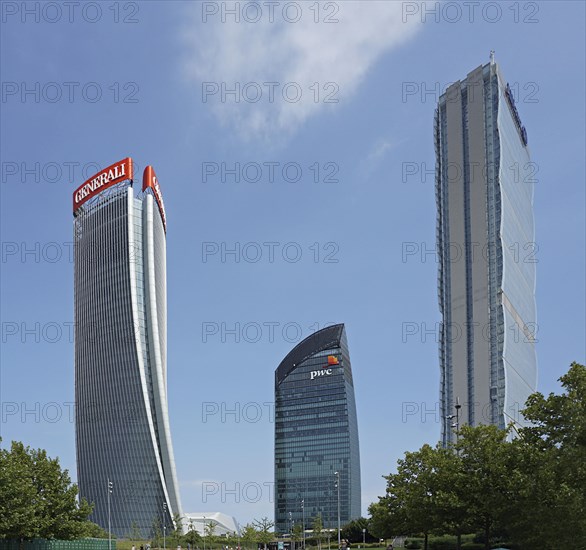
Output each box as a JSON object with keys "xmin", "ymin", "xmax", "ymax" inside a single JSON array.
[{"xmin": 73, "ymin": 158, "xmax": 182, "ymax": 536}]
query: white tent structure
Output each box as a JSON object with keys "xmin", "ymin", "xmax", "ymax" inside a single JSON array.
[{"xmin": 184, "ymin": 512, "xmax": 241, "ymax": 537}]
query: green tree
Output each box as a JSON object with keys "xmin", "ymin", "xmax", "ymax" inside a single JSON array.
[
  {"xmin": 241, "ymin": 523, "xmax": 258, "ymax": 550},
  {"xmin": 205, "ymin": 520, "xmax": 217, "ymax": 549},
  {"xmin": 127, "ymin": 521, "xmax": 141, "ymax": 542},
  {"xmin": 367, "ymin": 498, "xmax": 397, "ymax": 541},
  {"xmin": 151, "ymin": 517, "xmax": 163, "ymax": 547},
  {"xmin": 369, "ymin": 443, "xmax": 468, "ymax": 550},
  {"xmin": 453, "ymin": 425, "xmax": 513, "ymax": 550},
  {"xmin": 507, "ymin": 362, "xmax": 586, "ymax": 549},
  {"xmin": 0, "ymin": 440, "xmax": 94, "ymax": 540},
  {"xmin": 253, "ymin": 517, "xmax": 274, "ymax": 550},
  {"xmin": 292, "ymin": 522, "xmax": 303, "ymax": 547},
  {"xmin": 340, "ymin": 518, "xmax": 375, "ymax": 544},
  {"xmin": 168, "ymin": 513, "xmax": 184, "ymax": 547},
  {"xmin": 81, "ymin": 522, "xmax": 110, "ymax": 539},
  {"xmin": 392, "ymin": 444, "xmax": 455, "ymax": 549},
  {"xmin": 185, "ymin": 520, "xmax": 203, "ymax": 547},
  {"xmin": 312, "ymin": 514, "xmax": 324, "ymax": 550}
]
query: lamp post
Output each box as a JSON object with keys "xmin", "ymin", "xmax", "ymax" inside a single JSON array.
[
  {"xmin": 334, "ymin": 472, "xmax": 340, "ymax": 550},
  {"xmin": 446, "ymin": 396, "xmax": 462, "ymax": 449},
  {"xmin": 163, "ymin": 502, "xmax": 167, "ymax": 550},
  {"xmin": 189, "ymin": 519, "xmax": 195, "ymax": 550},
  {"xmin": 301, "ymin": 499, "xmax": 305, "ymax": 550},
  {"xmin": 203, "ymin": 516, "xmax": 207, "ymax": 550},
  {"xmin": 107, "ymin": 479, "xmax": 113, "ymax": 550},
  {"xmin": 289, "ymin": 512, "xmax": 294, "ymax": 550},
  {"xmin": 362, "ymin": 529, "xmax": 365, "ymax": 547}
]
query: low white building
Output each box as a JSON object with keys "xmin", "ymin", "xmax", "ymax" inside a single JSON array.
[{"xmin": 183, "ymin": 512, "xmax": 240, "ymax": 537}]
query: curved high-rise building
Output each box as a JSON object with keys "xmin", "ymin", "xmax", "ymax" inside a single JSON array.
[
  {"xmin": 435, "ymin": 59, "xmax": 537, "ymax": 445},
  {"xmin": 274, "ymin": 324, "xmax": 361, "ymax": 533},
  {"xmin": 73, "ymin": 158, "xmax": 182, "ymax": 537}
]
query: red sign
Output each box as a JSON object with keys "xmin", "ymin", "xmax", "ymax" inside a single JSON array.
[
  {"xmin": 142, "ymin": 165, "xmax": 167, "ymax": 232},
  {"xmin": 73, "ymin": 157, "xmax": 133, "ymax": 212}
]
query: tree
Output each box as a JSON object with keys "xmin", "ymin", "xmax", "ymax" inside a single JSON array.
[
  {"xmin": 168, "ymin": 513, "xmax": 185, "ymax": 547},
  {"xmin": 369, "ymin": 442, "xmax": 471, "ymax": 550},
  {"xmin": 151, "ymin": 517, "xmax": 163, "ymax": 547},
  {"xmin": 253, "ymin": 517, "xmax": 274, "ymax": 550},
  {"xmin": 506, "ymin": 362, "xmax": 586, "ymax": 549},
  {"xmin": 81, "ymin": 522, "xmax": 110, "ymax": 539},
  {"xmin": 312, "ymin": 514, "xmax": 324, "ymax": 550},
  {"xmin": 453, "ymin": 425, "xmax": 513, "ymax": 550},
  {"xmin": 292, "ymin": 522, "xmax": 303, "ymax": 547},
  {"xmin": 367, "ymin": 499, "xmax": 396, "ymax": 542},
  {"xmin": 205, "ymin": 520, "xmax": 217, "ymax": 549},
  {"xmin": 0, "ymin": 440, "xmax": 94, "ymax": 540},
  {"xmin": 127, "ymin": 521, "xmax": 142, "ymax": 542},
  {"xmin": 340, "ymin": 518, "xmax": 375, "ymax": 544},
  {"xmin": 368, "ymin": 362, "xmax": 586, "ymax": 550},
  {"xmin": 387, "ymin": 444, "xmax": 459, "ymax": 549},
  {"xmin": 241, "ymin": 523, "xmax": 258, "ymax": 550},
  {"xmin": 186, "ymin": 520, "xmax": 203, "ymax": 547}
]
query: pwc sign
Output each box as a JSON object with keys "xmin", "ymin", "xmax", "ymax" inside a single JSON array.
[
  {"xmin": 73, "ymin": 157, "xmax": 133, "ymax": 212},
  {"xmin": 310, "ymin": 355, "xmax": 340, "ymax": 380},
  {"xmin": 142, "ymin": 165, "xmax": 167, "ymax": 232}
]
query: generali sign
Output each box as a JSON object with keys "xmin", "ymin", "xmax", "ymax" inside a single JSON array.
[
  {"xmin": 142, "ymin": 165, "xmax": 167, "ymax": 232},
  {"xmin": 73, "ymin": 157, "xmax": 133, "ymax": 212}
]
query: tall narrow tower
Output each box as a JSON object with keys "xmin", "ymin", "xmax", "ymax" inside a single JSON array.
[
  {"xmin": 73, "ymin": 158, "xmax": 182, "ymax": 536},
  {"xmin": 435, "ymin": 60, "xmax": 537, "ymax": 445},
  {"xmin": 274, "ymin": 324, "xmax": 361, "ymax": 533}
]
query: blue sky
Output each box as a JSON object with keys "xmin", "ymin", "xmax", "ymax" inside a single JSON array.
[{"xmin": 1, "ymin": 0, "xmax": 585, "ymax": 527}]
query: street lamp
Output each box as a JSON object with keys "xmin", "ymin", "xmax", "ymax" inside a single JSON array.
[
  {"xmin": 362, "ymin": 529, "xmax": 366, "ymax": 547},
  {"xmin": 334, "ymin": 472, "xmax": 340, "ymax": 550},
  {"xmin": 289, "ymin": 512, "xmax": 294, "ymax": 550},
  {"xmin": 203, "ymin": 516, "xmax": 207, "ymax": 550},
  {"xmin": 107, "ymin": 479, "xmax": 113, "ymax": 550},
  {"xmin": 446, "ymin": 396, "xmax": 462, "ymax": 447},
  {"xmin": 301, "ymin": 499, "xmax": 305, "ymax": 550},
  {"xmin": 163, "ymin": 502, "xmax": 167, "ymax": 550}
]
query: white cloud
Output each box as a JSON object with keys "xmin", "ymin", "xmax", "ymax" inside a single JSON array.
[{"xmin": 181, "ymin": 1, "xmax": 423, "ymax": 143}]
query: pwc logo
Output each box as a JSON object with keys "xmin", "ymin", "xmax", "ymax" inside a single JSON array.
[{"xmin": 310, "ymin": 355, "xmax": 340, "ymax": 380}]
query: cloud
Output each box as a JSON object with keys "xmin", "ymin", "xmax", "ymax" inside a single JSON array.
[{"xmin": 181, "ymin": 1, "xmax": 423, "ymax": 143}]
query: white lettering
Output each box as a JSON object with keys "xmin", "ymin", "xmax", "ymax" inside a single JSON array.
[
  {"xmin": 74, "ymin": 161, "xmax": 128, "ymax": 208},
  {"xmin": 310, "ymin": 368, "xmax": 334, "ymax": 380}
]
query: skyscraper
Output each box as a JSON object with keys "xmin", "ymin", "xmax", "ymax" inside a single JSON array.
[
  {"xmin": 73, "ymin": 158, "xmax": 182, "ymax": 536},
  {"xmin": 435, "ymin": 58, "xmax": 537, "ymax": 446},
  {"xmin": 274, "ymin": 324, "xmax": 361, "ymax": 533}
]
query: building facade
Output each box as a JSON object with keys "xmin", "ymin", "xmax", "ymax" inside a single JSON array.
[
  {"xmin": 73, "ymin": 158, "xmax": 182, "ymax": 536},
  {"xmin": 274, "ymin": 324, "xmax": 361, "ymax": 533},
  {"xmin": 435, "ymin": 59, "xmax": 537, "ymax": 445}
]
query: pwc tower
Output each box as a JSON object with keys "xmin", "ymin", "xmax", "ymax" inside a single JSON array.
[
  {"xmin": 73, "ymin": 158, "xmax": 182, "ymax": 536},
  {"xmin": 274, "ymin": 324, "xmax": 361, "ymax": 533}
]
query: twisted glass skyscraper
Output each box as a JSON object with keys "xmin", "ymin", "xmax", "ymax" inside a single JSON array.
[
  {"xmin": 73, "ymin": 159, "xmax": 182, "ymax": 536},
  {"xmin": 435, "ymin": 59, "xmax": 537, "ymax": 445},
  {"xmin": 274, "ymin": 324, "xmax": 361, "ymax": 533}
]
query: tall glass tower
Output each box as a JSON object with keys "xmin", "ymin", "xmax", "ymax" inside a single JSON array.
[
  {"xmin": 274, "ymin": 324, "xmax": 361, "ymax": 533},
  {"xmin": 435, "ymin": 59, "xmax": 537, "ymax": 446},
  {"xmin": 73, "ymin": 158, "xmax": 182, "ymax": 537}
]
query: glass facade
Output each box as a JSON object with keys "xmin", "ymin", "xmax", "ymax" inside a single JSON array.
[
  {"xmin": 74, "ymin": 176, "xmax": 182, "ymax": 537},
  {"xmin": 274, "ymin": 324, "xmax": 361, "ymax": 533},
  {"xmin": 435, "ymin": 61, "xmax": 537, "ymax": 445}
]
